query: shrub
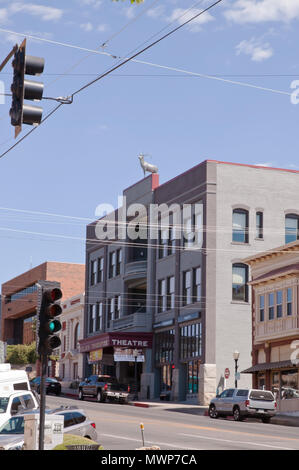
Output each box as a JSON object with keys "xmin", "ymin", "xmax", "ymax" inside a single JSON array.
[{"xmin": 53, "ymin": 434, "xmax": 103, "ymax": 451}]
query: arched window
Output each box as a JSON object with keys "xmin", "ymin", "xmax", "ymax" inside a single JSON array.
[
  {"xmin": 232, "ymin": 209, "xmax": 249, "ymax": 243},
  {"xmin": 285, "ymin": 214, "xmax": 299, "ymax": 244},
  {"xmin": 232, "ymin": 263, "xmax": 248, "ymax": 302},
  {"xmin": 74, "ymin": 323, "xmax": 80, "ymax": 349}
]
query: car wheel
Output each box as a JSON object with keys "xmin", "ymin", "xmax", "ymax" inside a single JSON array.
[
  {"xmin": 78, "ymin": 389, "xmax": 84, "ymax": 400},
  {"xmin": 209, "ymin": 405, "xmax": 218, "ymax": 419},
  {"xmin": 56, "ymin": 390, "xmax": 61, "ymax": 396},
  {"xmin": 233, "ymin": 406, "xmax": 242, "ymax": 421}
]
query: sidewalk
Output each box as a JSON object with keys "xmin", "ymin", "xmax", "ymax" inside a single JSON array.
[{"xmin": 61, "ymin": 388, "xmax": 299, "ymax": 427}]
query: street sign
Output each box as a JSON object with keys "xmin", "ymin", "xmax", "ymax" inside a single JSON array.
[
  {"xmin": 224, "ymin": 368, "xmax": 230, "ymax": 379},
  {"xmin": 235, "ymin": 372, "xmax": 240, "ymax": 381}
]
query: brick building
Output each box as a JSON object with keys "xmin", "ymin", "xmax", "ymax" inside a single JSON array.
[{"xmin": 1, "ymin": 262, "xmax": 85, "ymax": 345}]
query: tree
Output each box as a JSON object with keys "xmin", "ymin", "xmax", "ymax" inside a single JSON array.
[{"xmin": 6, "ymin": 342, "xmax": 38, "ymax": 365}]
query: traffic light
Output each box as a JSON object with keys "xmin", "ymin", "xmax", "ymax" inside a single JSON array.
[
  {"xmin": 38, "ymin": 287, "xmax": 62, "ymax": 356},
  {"xmin": 10, "ymin": 38, "xmax": 45, "ymax": 138}
]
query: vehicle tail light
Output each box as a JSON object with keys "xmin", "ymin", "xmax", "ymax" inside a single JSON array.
[
  {"xmin": 127, "ymin": 385, "xmax": 130, "ymax": 393},
  {"xmin": 245, "ymin": 400, "xmax": 250, "ymax": 407},
  {"xmin": 274, "ymin": 401, "xmax": 277, "ymax": 409},
  {"xmin": 91, "ymin": 422, "xmax": 96, "ymax": 429},
  {"xmin": 104, "ymin": 384, "xmax": 108, "ymax": 391}
]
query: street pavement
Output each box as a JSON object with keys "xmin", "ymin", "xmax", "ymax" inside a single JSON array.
[{"xmin": 45, "ymin": 394, "xmax": 299, "ymax": 450}]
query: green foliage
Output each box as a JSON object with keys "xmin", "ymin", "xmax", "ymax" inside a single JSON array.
[
  {"xmin": 53, "ymin": 434, "xmax": 103, "ymax": 451},
  {"xmin": 6, "ymin": 342, "xmax": 37, "ymax": 365}
]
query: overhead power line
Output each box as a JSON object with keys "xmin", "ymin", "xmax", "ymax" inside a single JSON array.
[{"xmin": 0, "ymin": 0, "xmax": 224, "ymax": 160}]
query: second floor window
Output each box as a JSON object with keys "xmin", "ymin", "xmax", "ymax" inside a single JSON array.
[
  {"xmin": 167, "ymin": 276, "xmax": 175, "ymax": 310},
  {"xmin": 256, "ymin": 212, "xmax": 263, "ymax": 239},
  {"xmin": 268, "ymin": 293, "xmax": 274, "ymax": 320},
  {"xmin": 116, "ymin": 249, "xmax": 122, "ymax": 276},
  {"xmin": 287, "ymin": 288, "xmax": 293, "ymax": 316},
  {"xmin": 232, "ymin": 263, "xmax": 248, "ymax": 302},
  {"xmin": 232, "ymin": 209, "xmax": 249, "ymax": 243},
  {"xmin": 276, "ymin": 290, "xmax": 283, "ymax": 318},
  {"xmin": 89, "ymin": 304, "xmax": 96, "ymax": 333},
  {"xmin": 259, "ymin": 295, "xmax": 264, "ymax": 322},
  {"xmin": 96, "ymin": 302, "xmax": 103, "ymax": 331},
  {"xmin": 158, "ymin": 279, "xmax": 167, "ymax": 312},
  {"xmin": 285, "ymin": 214, "xmax": 299, "ymax": 244}
]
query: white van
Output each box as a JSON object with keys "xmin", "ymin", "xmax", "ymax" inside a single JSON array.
[{"xmin": 0, "ymin": 364, "xmax": 30, "ymax": 394}]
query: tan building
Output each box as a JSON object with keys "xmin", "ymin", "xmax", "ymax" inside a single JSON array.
[
  {"xmin": 1, "ymin": 262, "xmax": 85, "ymax": 345},
  {"xmin": 59, "ymin": 293, "xmax": 84, "ymax": 383},
  {"xmin": 243, "ymin": 240, "xmax": 299, "ymax": 405}
]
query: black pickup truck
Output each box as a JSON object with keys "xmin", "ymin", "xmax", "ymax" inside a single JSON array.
[{"xmin": 78, "ymin": 375, "xmax": 131, "ymax": 403}]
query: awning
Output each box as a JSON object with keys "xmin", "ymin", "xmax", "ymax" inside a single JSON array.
[
  {"xmin": 79, "ymin": 331, "xmax": 153, "ymax": 353},
  {"xmin": 242, "ymin": 360, "xmax": 297, "ymax": 374}
]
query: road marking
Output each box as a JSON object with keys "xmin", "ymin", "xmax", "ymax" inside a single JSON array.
[
  {"xmin": 179, "ymin": 433, "xmax": 296, "ymax": 450},
  {"xmin": 101, "ymin": 433, "xmax": 198, "ymax": 450}
]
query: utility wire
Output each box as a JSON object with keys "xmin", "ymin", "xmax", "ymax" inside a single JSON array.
[{"xmin": 0, "ymin": 0, "xmax": 223, "ymax": 160}]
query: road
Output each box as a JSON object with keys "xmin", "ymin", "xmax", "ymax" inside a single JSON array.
[{"xmin": 45, "ymin": 394, "xmax": 299, "ymax": 450}]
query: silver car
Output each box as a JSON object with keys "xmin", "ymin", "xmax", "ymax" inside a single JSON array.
[
  {"xmin": 209, "ymin": 388, "xmax": 277, "ymax": 423},
  {"xmin": 0, "ymin": 406, "xmax": 98, "ymax": 450}
]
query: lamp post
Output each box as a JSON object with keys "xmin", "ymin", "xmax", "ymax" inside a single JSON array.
[
  {"xmin": 233, "ymin": 350, "xmax": 240, "ymax": 388},
  {"xmin": 133, "ymin": 349, "xmax": 139, "ymax": 401}
]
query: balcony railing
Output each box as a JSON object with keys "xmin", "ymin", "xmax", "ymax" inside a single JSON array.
[
  {"xmin": 255, "ymin": 316, "xmax": 299, "ymax": 342},
  {"xmin": 125, "ymin": 260, "xmax": 147, "ymax": 276},
  {"xmin": 109, "ymin": 311, "xmax": 149, "ymax": 331}
]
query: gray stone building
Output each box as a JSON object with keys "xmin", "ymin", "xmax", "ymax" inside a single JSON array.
[{"xmin": 80, "ymin": 160, "xmax": 299, "ymax": 404}]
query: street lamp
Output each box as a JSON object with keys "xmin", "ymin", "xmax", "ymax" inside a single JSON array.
[
  {"xmin": 233, "ymin": 350, "xmax": 240, "ymax": 388},
  {"xmin": 133, "ymin": 349, "xmax": 139, "ymax": 401}
]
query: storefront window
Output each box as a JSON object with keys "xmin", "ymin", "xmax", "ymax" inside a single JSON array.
[
  {"xmin": 155, "ymin": 329, "xmax": 175, "ymax": 364},
  {"xmin": 257, "ymin": 373, "xmax": 265, "ymax": 389},
  {"xmin": 281, "ymin": 369, "xmax": 298, "ymax": 391},
  {"xmin": 187, "ymin": 360, "xmax": 200, "ymax": 394},
  {"xmin": 180, "ymin": 323, "xmax": 202, "ymax": 359}
]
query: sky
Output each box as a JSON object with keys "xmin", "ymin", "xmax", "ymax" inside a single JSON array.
[{"xmin": 0, "ymin": 0, "xmax": 299, "ymax": 287}]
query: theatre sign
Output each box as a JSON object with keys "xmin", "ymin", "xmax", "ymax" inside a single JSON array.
[{"xmin": 79, "ymin": 332, "xmax": 153, "ymax": 354}]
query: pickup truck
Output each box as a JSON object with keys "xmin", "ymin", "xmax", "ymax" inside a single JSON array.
[
  {"xmin": 0, "ymin": 390, "xmax": 39, "ymax": 428},
  {"xmin": 78, "ymin": 375, "xmax": 130, "ymax": 403}
]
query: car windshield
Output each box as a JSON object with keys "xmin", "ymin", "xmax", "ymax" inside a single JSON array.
[
  {"xmin": 0, "ymin": 397, "xmax": 9, "ymax": 414},
  {"xmin": 249, "ymin": 390, "xmax": 274, "ymax": 401},
  {"xmin": 0, "ymin": 416, "xmax": 24, "ymax": 434}
]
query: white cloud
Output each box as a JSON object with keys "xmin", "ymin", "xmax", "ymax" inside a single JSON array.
[
  {"xmin": 254, "ymin": 162, "xmax": 274, "ymax": 167},
  {"xmin": 0, "ymin": 7, "xmax": 8, "ymax": 23},
  {"xmin": 79, "ymin": 0, "xmax": 102, "ymax": 8},
  {"xmin": 236, "ymin": 37, "xmax": 273, "ymax": 62},
  {"xmin": 97, "ymin": 24, "xmax": 109, "ymax": 32},
  {"xmin": 9, "ymin": 3, "xmax": 63, "ymax": 21},
  {"xmin": 80, "ymin": 22, "xmax": 93, "ymax": 32},
  {"xmin": 147, "ymin": 5, "xmax": 165, "ymax": 19},
  {"xmin": 225, "ymin": 0, "xmax": 299, "ymax": 24},
  {"xmin": 168, "ymin": 8, "xmax": 214, "ymax": 32}
]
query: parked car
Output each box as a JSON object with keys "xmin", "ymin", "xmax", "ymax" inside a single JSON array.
[
  {"xmin": 209, "ymin": 388, "xmax": 277, "ymax": 423},
  {"xmin": 30, "ymin": 377, "xmax": 61, "ymax": 396},
  {"xmin": 0, "ymin": 406, "xmax": 97, "ymax": 450},
  {"xmin": 78, "ymin": 375, "xmax": 130, "ymax": 403},
  {"xmin": 0, "ymin": 391, "xmax": 39, "ymax": 428}
]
